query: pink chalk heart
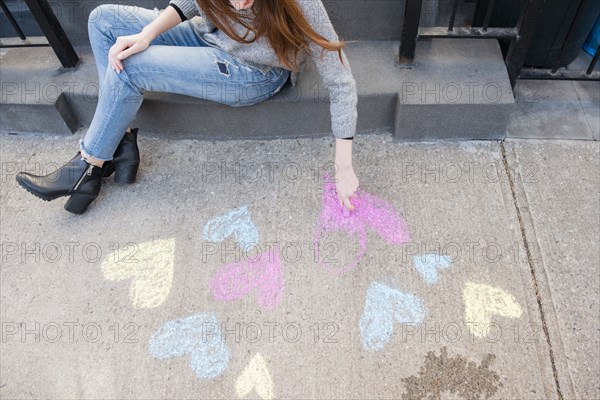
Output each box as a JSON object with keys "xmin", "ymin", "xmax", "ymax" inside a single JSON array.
[
  {"xmin": 313, "ymin": 172, "xmax": 411, "ymax": 274},
  {"xmin": 209, "ymin": 245, "xmax": 284, "ymax": 311}
]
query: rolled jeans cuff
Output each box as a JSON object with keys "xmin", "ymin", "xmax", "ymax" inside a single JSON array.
[{"xmin": 79, "ymin": 138, "xmax": 113, "ymax": 163}]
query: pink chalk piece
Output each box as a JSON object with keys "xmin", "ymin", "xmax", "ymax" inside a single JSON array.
[
  {"xmin": 209, "ymin": 245, "xmax": 284, "ymax": 311},
  {"xmin": 313, "ymin": 172, "xmax": 411, "ymax": 274}
]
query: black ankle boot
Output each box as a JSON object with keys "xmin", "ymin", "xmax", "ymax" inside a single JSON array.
[
  {"xmin": 15, "ymin": 152, "xmax": 103, "ymax": 215},
  {"xmin": 100, "ymin": 127, "xmax": 140, "ymax": 184}
]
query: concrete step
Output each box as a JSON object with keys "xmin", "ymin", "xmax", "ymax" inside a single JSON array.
[
  {"xmin": 1, "ymin": 0, "xmax": 462, "ymax": 46},
  {"xmin": 1, "ymin": 0, "xmax": 404, "ymax": 45},
  {"xmin": 0, "ymin": 38, "xmax": 514, "ymax": 141}
]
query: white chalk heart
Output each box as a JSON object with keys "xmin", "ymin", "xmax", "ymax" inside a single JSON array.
[
  {"xmin": 236, "ymin": 353, "xmax": 274, "ymax": 400},
  {"xmin": 463, "ymin": 281, "xmax": 523, "ymax": 338},
  {"xmin": 101, "ymin": 238, "xmax": 175, "ymax": 308}
]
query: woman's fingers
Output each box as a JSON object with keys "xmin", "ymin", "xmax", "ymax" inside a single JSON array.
[
  {"xmin": 344, "ymin": 195, "xmax": 354, "ymax": 210},
  {"xmin": 335, "ymin": 168, "xmax": 359, "ymax": 211},
  {"xmin": 109, "ymin": 38, "xmax": 134, "ymax": 72},
  {"xmin": 112, "ymin": 56, "xmax": 122, "ymax": 72},
  {"xmin": 117, "ymin": 42, "xmax": 137, "ymax": 63},
  {"xmin": 109, "ymin": 49, "xmax": 122, "ymax": 72},
  {"xmin": 338, "ymin": 190, "xmax": 355, "ymax": 211}
]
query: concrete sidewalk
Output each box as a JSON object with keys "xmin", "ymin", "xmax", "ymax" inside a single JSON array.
[{"xmin": 0, "ymin": 132, "xmax": 598, "ymax": 399}]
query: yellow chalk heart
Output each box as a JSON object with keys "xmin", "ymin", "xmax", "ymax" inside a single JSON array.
[
  {"xmin": 463, "ymin": 281, "xmax": 523, "ymax": 338},
  {"xmin": 236, "ymin": 353, "xmax": 274, "ymax": 400},
  {"xmin": 101, "ymin": 238, "xmax": 175, "ymax": 309}
]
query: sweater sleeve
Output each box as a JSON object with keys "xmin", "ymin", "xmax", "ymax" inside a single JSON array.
[
  {"xmin": 168, "ymin": 0, "xmax": 200, "ymax": 21},
  {"xmin": 297, "ymin": 0, "xmax": 358, "ymax": 139}
]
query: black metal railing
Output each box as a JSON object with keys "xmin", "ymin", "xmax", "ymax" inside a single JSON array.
[
  {"xmin": 517, "ymin": 0, "xmax": 600, "ymax": 81},
  {"xmin": 0, "ymin": 0, "xmax": 78, "ymax": 67},
  {"xmin": 399, "ymin": 0, "xmax": 600, "ymax": 88}
]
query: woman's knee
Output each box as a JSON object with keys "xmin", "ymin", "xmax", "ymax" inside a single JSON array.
[
  {"xmin": 88, "ymin": 4, "xmax": 156, "ymax": 41},
  {"xmin": 89, "ymin": 4, "xmax": 156, "ymax": 27},
  {"xmin": 87, "ymin": 4, "xmax": 114, "ymax": 27}
]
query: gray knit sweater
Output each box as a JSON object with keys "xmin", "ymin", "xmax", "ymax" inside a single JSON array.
[{"xmin": 167, "ymin": 0, "xmax": 357, "ymax": 139}]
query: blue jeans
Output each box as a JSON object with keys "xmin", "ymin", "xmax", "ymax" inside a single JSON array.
[{"xmin": 81, "ymin": 4, "xmax": 290, "ymax": 161}]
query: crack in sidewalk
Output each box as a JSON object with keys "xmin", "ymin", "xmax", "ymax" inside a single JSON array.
[{"xmin": 499, "ymin": 140, "xmax": 564, "ymax": 400}]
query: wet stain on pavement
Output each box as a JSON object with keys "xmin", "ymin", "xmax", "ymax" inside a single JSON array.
[{"xmin": 401, "ymin": 346, "xmax": 501, "ymax": 400}]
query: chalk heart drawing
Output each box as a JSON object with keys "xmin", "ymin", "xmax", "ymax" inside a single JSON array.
[
  {"xmin": 236, "ymin": 353, "xmax": 275, "ymax": 400},
  {"xmin": 313, "ymin": 172, "xmax": 411, "ymax": 274},
  {"xmin": 413, "ymin": 253, "xmax": 452, "ymax": 284},
  {"xmin": 101, "ymin": 238, "xmax": 175, "ymax": 308},
  {"xmin": 203, "ymin": 204, "xmax": 259, "ymax": 252},
  {"xmin": 463, "ymin": 281, "xmax": 523, "ymax": 338},
  {"xmin": 148, "ymin": 312, "xmax": 230, "ymax": 380},
  {"xmin": 209, "ymin": 245, "xmax": 284, "ymax": 311},
  {"xmin": 360, "ymin": 281, "xmax": 426, "ymax": 351}
]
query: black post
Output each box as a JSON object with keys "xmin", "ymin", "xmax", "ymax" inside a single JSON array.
[
  {"xmin": 586, "ymin": 43, "xmax": 600, "ymax": 75},
  {"xmin": 0, "ymin": 0, "xmax": 27, "ymax": 40},
  {"xmin": 551, "ymin": 0, "xmax": 587, "ymax": 73},
  {"xmin": 448, "ymin": 0, "xmax": 460, "ymax": 31},
  {"xmin": 474, "ymin": 0, "xmax": 491, "ymax": 26},
  {"xmin": 399, "ymin": 0, "xmax": 424, "ymax": 64},
  {"xmin": 505, "ymin": 0, "xmax": 545, "ymax": 88},
  {"xmin": 482, "ymin": 0, "xmax": 496, "ymax": 31},
  {"xmin": 23, "ymin": 0, "xmax": 79, "ymax": 68}
]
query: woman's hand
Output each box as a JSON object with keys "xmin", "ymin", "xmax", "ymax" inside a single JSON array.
[
  {"xmin": 335, "ymin": 164, "xmax": 359, "ymax": 211},
  {"xmin": 108, "ymin": 33, "xmax": 152, "ymax": 73},
  {"xmin": 334, "ymin": 138, "xmax": 357, "ymax": 211},
  {"xmin": 106, "ymin": 6, "xmax": 181, "ymax": 72}
]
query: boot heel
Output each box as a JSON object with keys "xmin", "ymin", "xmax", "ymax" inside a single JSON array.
[
  {"xmin": 114, "ymin": 163, "xmax": 139, "ymax": 184},
  {"xmin": 64, "ymin": 192, "xmax": 98, "ymax": 214},
  {"xmin": 101, "ymin": 163, "xmax": 115, "ymax": 178}
]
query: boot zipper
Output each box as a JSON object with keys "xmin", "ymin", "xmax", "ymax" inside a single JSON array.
[{"xmin": 73, "ymin": 165, "xmax": 94, "ymax": 191}]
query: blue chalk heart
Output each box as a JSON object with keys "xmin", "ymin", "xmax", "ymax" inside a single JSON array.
[
  {"xmin": 413, "ymin": 253, "xmax": 452, "ymax": 284},
  {"xmin": 148, "ymin": 312, "xmax": 229, "ymax": 379},
  {"xmin": 203, "ymin": 205, "xmax": 259, "ymax": 252},
  {"xmin": 359, "ymin": 281, "xmax": 426, "ymax": 351}
]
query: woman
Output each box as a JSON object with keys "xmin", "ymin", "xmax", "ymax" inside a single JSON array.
[{"xmin": 15, "ymin": 0, "xmax": 359, "ymax": 215}]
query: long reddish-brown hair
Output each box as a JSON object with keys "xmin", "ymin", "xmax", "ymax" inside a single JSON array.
[{"xmin": 195, "ymin": 0, "xmax": 346, "ymax": 72}]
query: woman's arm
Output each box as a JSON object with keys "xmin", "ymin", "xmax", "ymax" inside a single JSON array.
[
  {"xmin": 109, "ymin": 6, "xmax": 184, "ymax": 72},
  {"xmin": 335, "ymin": 138, "xmax": 352, "ymax": 169},
  {"xmin": 168, "ymin": 0, "xmax": 200, "ymax": 21},
  {"xmin": 296, "ymin": 0, "xmax": 358, "ymax": 140},
  {"xmin": 297, "ymin": 0, "xmax": 359, "ymax": 210},
  {"xmin": 140, "ymin": 5, "xmax": 187, "ymax": 42},
  {"xmin": 335, "ymin": 138, "xmax": 358, "ymax": 211}
]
